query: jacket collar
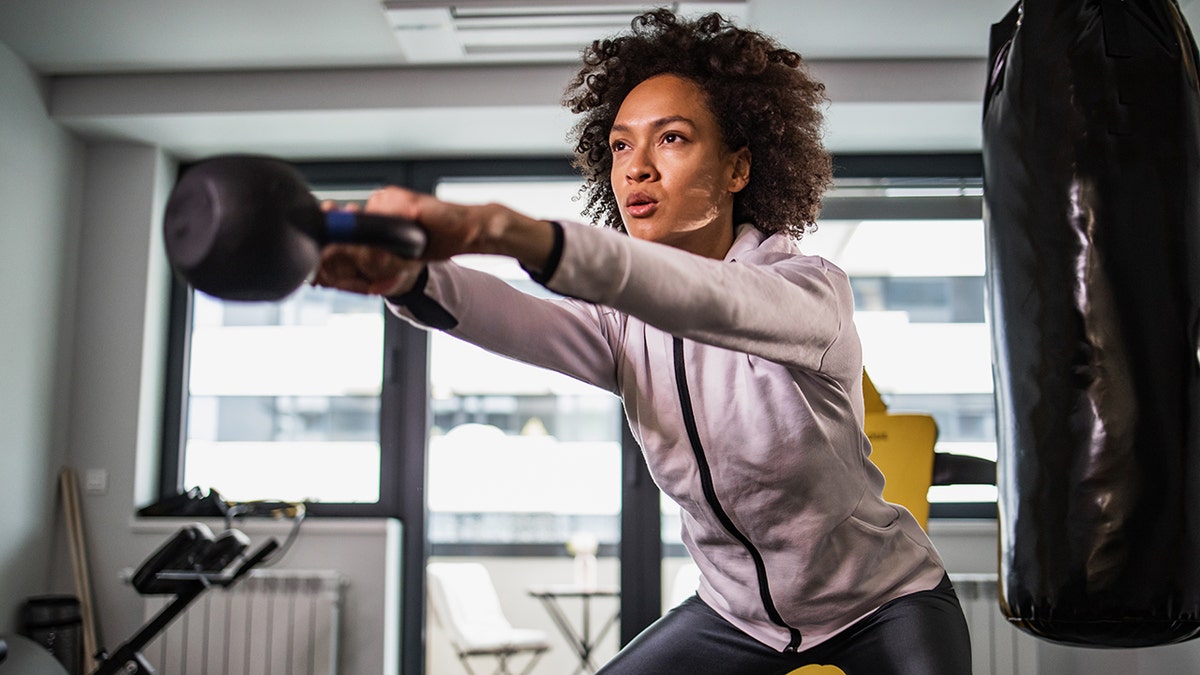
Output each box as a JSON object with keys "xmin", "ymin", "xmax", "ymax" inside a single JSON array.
[
  {"xmin": 725, "ymin": 223, "xmax": 764, "ymax": 262},
  {"xmin": 725, "ymin": 223, "xmax": 797, "ymax": 262}
]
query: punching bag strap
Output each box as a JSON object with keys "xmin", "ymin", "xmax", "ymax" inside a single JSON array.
[
  {"xmin": 983, "ymin": 2, "xmax": 1021, "ymax": 119},
  {"xmin": 1101, "ymin": 0, "xmax": 1133, "ymax": 58},
  {"xmin": 1101, "ymin": 0, "xmax": 1135, "ymax": 134}
]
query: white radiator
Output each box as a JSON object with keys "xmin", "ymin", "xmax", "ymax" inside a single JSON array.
[
  {"xmin": 142, "ymin": 569, "xmax": 346, "ymax": 675},
  {"xmin": 951, "ymin": 573, "xmax": 1040, "ymax": 675}
]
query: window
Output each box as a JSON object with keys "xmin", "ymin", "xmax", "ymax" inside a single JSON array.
[
  {"xmin": 157, "ymin": 161, "xmax": 425, "ymax": 517},
  {"xmin": 181, "ymin": 286, "xmax": 385, "ymax": 504},
  {"xmin": 806, "ymin": 177, "xmax": 996, "ymax": 511},
  {"xmin": 161, "ymin": 159, "xmax": 994, "ymax": 517},
  {"xmin": 424, "ymin": 179, "xmax": 626, "ymax": 553}
]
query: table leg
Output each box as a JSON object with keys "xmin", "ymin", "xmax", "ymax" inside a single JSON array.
[
  {"xmin": 536, "ymin": 595, "xmax": 592, "ymax": 675},
  {"xmin": 534, "ymin": 595, "xmax": 621, "ymax": 674}
]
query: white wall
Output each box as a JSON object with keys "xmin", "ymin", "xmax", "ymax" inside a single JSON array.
[{"xmin": 0, "ymin": 38, "xmax": 83, "ymax": 634}]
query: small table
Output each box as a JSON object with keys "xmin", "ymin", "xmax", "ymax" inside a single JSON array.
[{"xmin": 528, "ymin": 585, "xmax": 620, "ymax": 674}]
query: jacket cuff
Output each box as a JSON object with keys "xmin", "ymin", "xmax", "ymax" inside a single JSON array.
[
  {"xmin": 386, "ymin": 266, "xmax": 458, "ymax": 331},
  {"xmin": 520, "ymin": 221, "xmax": 565, "ymax": 287}
]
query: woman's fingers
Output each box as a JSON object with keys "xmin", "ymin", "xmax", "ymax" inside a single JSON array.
[
  {"xmin": 313, "ymin": 244, "xmax": 423, "ymax": 297},
  {"xmin": 362, "ymin": 186, "xmax": 488, "ymax": 259},
  {"xmin": 321, "ymin": 185, "xmax": 509, "ymax": 266},
  {"xmin": 365, "ymin": 186, "xmax": 422, "ymax": 221},
  {"xmin": 312, "ymin": 246, "xmax": 357, "ymax": 288}
]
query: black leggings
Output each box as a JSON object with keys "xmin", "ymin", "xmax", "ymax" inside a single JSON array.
[{"xmin": 597, "ymin": 575, "xmax": 972, "ymax": 675}]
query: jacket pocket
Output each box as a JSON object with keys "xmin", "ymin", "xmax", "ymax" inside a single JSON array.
[{"xmin": 845, "ymin": 495, "xmax": 901, "ymax": 533}]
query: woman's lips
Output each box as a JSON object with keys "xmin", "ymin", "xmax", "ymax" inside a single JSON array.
[{"xmin": 626, "ymin": 193, "xmax": 658, "ymax": 218}]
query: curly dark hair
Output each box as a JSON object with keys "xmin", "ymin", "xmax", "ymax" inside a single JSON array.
[{"xmin": 562, "ymin": 9, "xmax": 833, "ymax": 239}]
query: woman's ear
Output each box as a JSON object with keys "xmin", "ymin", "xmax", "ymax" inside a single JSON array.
[{"xmin": 728, "ymin": 147, "xmax": 752, "ymax": 193}]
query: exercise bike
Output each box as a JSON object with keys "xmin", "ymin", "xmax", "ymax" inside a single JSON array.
[
  {"xmin": 0, "ymin": 523, "xmax": 277, "ymax": 675},
  {"xmin": 105, "ymin": 523, "xmax": 276, "ymax": 675},
  {"xmin": 93, "ymin": 523, "xmax": 278, "ymax": 675}
]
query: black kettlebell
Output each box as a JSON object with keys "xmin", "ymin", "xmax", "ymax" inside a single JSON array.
[{"xmin": 163, "ymin": 154, "xmax": 425, "ymax": 301}]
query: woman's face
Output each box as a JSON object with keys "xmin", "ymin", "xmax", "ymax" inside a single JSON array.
[{"xmin": 608, "ymin": 74, "xmax": 750, "ymax": 258}]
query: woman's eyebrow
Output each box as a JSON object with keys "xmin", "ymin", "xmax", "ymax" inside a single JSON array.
[{"xmin": 609, "ymin": 115, "xmax": 697, "ymax": 136}]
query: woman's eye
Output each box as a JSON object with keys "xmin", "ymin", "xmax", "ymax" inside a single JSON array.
[
  {"xmin": 662, "ymin": 132, "xmax": 681, "ymax": 144},
  {"xmin": 610, "ymin": 140, "xmax": 627, "ymax": 152}
]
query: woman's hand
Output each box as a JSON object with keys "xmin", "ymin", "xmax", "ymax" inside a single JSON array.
[
  {"xmin": 313, "ymin": 185, "xmax": 558, "ymax": 297},
  {"xmin": 313, "ymin": 194, "xmax": 424, "ymax": 297},
  {"xmin": 312, "ymin": 242, "xmax": 424, "ymax": 297}
]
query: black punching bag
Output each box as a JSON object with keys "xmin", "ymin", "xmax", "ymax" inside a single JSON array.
[{"xmin": 983, "ymin": 0, "xmax": 1200, "ymax": 647}]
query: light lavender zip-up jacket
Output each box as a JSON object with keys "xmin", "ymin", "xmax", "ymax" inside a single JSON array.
[{"xmin": 389, "ymin": 220, "xmax": 947, "ymax": 652}]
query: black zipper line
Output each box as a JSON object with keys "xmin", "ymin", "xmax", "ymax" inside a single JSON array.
[{"xmin": 672, "ymin": 337, "xmax": 803, "ymax": 652}]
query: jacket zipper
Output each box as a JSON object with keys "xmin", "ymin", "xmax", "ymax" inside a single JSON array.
[{"xmin": 672, "ymin": 337, "xmax": 803, "ymax": 652}]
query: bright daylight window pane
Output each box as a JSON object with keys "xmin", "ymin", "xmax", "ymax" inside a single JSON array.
[
  {"xmin": 427, "ymin": 180, "xmax": 624, "ymax": 546},
  {"xmin": 183, "ymin": 283, "xmax": 384, "ymax": 503}
]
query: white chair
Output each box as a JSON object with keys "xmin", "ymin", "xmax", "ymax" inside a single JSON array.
[{"xmin": 427, "ymin": 562, "xmax": 550, "ymax": 675}]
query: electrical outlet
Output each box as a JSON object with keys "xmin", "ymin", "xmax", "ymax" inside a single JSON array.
[{"xmin": 84, "ymin": 468, "xmax": 108, "ymax": 495}]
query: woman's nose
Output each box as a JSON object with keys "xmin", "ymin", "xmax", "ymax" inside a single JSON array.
[{"xmin": 626, "ymin": 149, "xmax": 656, "ymax": 182}]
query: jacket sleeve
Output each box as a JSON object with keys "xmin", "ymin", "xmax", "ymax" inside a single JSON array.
[
  {"xmin": 541, "ymin": 221, "xmax": 859, "ymax": 380},
  {"xmin": 387, "ymin": 260, "xmax": 623, "ymax": 394}
]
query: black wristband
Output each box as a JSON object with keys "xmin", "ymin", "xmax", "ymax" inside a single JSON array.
[
  {"xmin": 386, "ymin": 266, "xmax": 458, "ymax": 331},
  {"xmin": 520, "ymin": 221, "xmax": 565, "ymax": 286}
]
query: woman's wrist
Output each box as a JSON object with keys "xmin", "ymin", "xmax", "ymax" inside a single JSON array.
[
  {"xmin": 375, "ymin": 262, "xmax": 426, "ymax": 297},
  {"xmin": 486, "ymin": 209, "xmax": 558, "ymax": 274}
]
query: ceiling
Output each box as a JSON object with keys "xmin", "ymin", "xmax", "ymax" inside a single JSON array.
[
  {"xmin": 1, "ymin": 0, "xmax": 1028, "ymax": 73},
  {"xmin": 3, "ymin": 0, "xmax": 1198, "ymax": 160}
]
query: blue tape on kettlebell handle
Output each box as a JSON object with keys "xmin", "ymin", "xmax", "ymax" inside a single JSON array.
[{"xmin": 325, "ymin": 210, "xmax": 357, "ymax": 240}]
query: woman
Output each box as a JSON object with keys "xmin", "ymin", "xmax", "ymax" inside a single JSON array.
[{"xmin": 317, "ymin": 9, "xmax": 972, "ymax": 674}]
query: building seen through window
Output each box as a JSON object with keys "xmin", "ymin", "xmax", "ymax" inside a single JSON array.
[{"xmin": 184, "ymin": 287, "xmax": 385, "ymax": 503}]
